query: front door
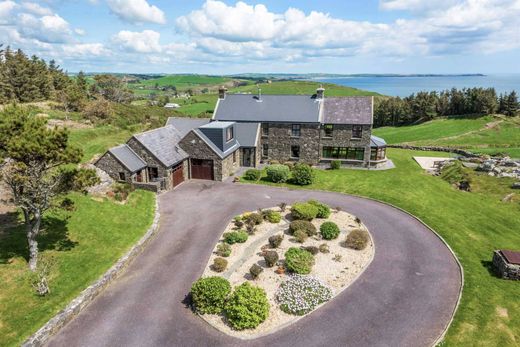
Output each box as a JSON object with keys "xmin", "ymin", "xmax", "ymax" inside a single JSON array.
[{"xmin": 242, "ymin": 148, "xmax": 254, "ymax": 167}]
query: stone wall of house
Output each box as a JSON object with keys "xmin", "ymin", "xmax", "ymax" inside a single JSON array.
[
  {"xmin": 320, "ymin": 124, "xmax": 372, "ymax": 165},
  {"xmin": 127, "ymin": 137, "xmax": 168, "ymax": 179},
  {"xmin": 493, "ymin": 250, "xmax": 520, "ymax": 280},
  {"xmin": 260, "ymin": 123, "xmax": 321, "ymax": 165},
  {"xmin": 95, "ymin": 152, "xmax": 132, "ymax": 183},
  {"xmin": 179, "ymin": 131, "xmax": 239, "ymax": 181}
]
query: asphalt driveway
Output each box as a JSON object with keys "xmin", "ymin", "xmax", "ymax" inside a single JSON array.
[{"xmin": 47, "ymin": 181, "xmax": 461, "ymax": 347}]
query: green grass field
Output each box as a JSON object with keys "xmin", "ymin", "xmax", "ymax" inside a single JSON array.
[
  {"xmin": 232, "ymin": 80, "xmax": 381, "ymax": 96},
  {"xmin": 243, "ymin": 148, "xmax": 520, "ymax": 346},
  {"xmin": 374, "ymin": 115, "xmax": 520, "ymax": 157},
  {"xmin": 68, "ymin": 126, "xmax": 135, "ymax": 163},
  {"xmin": 0, "ymin": 190, "xmax": 156, "ymax": 347},
  {"xmin": 138, "ymin": 74, "xmax": 230, "ymax": 87}
]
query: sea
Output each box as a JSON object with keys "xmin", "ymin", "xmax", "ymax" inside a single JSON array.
[{"xmin": 312, "ymin": 74, "xmax": 520, "ymax": 97}]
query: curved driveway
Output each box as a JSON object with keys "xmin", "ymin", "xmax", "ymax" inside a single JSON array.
[{"xmin": 47, "ymin": 181, "xmax": 461, "ymax": 347}]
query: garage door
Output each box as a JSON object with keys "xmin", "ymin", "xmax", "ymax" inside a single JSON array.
[
  {"xmin": 171, "ymin": 162, "xmax": 184, "ymax": 188},
  {"xmin": 191, "ymin": 159, "xmax": 214, "ymax": 180}
]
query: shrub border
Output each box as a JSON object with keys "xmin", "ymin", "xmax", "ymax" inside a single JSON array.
[{"xmin": 22, "ymin": 196, "xmax": 161, "ymax": 347}]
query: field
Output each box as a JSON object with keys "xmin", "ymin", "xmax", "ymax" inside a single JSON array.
[
  {"xmin": 243, "ymin": 148, "xmax": 520, "ymax": 346},
  {"xmin": 68, "ymin": 126, "xmax": 135, "ymax": 163},
  {"xmin": 0, "ymin": 190, "xmax": 156, "ymax": 347},
  {"xmin": 374, "ymin": 115, "xmax": 520, "ymax": 157}
]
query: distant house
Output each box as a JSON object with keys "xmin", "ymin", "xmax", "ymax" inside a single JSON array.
[
  {"xmin": 164, "ymin": 103, "xmax": 180, "ymax": 109},
  {"xmin": 95, "ymin": 87, "xmax": 387, "ymax": 191}
]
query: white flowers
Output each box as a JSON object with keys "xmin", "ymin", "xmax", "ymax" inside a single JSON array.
[{"xmin": 276, "ymin": 275, "xmax": 333, "ymax": 315}]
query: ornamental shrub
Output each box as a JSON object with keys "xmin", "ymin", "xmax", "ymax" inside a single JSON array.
[
  {"xmin": 224, "ymin": 230, "xmax": 248, "ymax": 244},
  {"xmin": 233, "ymin": 216, "xmax": 244, "ymax": 228},
  {"xmin": 245, "ymin": 213, "xmax": 263, "ymax": 225},
  {"xmin": 268, "ymin": 234, "xmax": 284, "ymax": 248},
  {"xmin": 345, "ymin": 229, "xmax": 370, "ymax": 250},
  {"xmin": 284, "ymin": 247, "xmax": 315, "ymax": 274},
  {"xmin": 289, "ymin": 220, "xmax": 317, "ymax": 236},
  {"xmin": 319, "ymin": 243, "xmax": 330, "ymax": 253},
  {"xmin": 276, "ymin": 275, "xmax": 333, "ymax": 315},
  {"xmin": 249, "ymin": 264, "xmax": 263, "ymax": 279},
  {"xmin": 216, "ymin": 243, "xmax": 231, "ymax": 257},
  {"xmin": 307, "ymin": 200, "xmax": 331, "ymax": 219},
  {"xmin": 224, "ymin": 282, "xmax": 270, "ymax": 330},
  {"xmin": 212, "ymin": 257, "xmax": 228, "ymax": 272},
  {"xmin": 291, "ymin": 163, "xmax": 315, "ymax": 185},
  {"xmin": 266, "ymin": 164, "xmax": 290, "ymax": 183},
  {"xmin": 243, "ymin": 169, "xmax": 261, "ymax": 181},
  {"xmin": 265, "ymin": 210, "xmax": 282, "ymax": 223},
  {"xmin": 330, "ymin": 160, "xmax": 341, "ymax": 170},
  {"xmin": 291, "ymin": 202, "xmax": 319, "ymax": 221},
  {"xmin": 303, "ymin": 246, "xmax": 319, "ymax": 255},
  {"xmin": 264, "ymin": 251, "xmax": 279, "ymax": 267},
  {"xmin": 320, "ymin": 221, "xmax": 340, "ymax": 240},
  {"xmin": 294, "ymin": 230, "xmax": 308, "ymax": 243},
  {"xmin": 191, "ymin": 277, "xmax": 231, "ymax": 314}
]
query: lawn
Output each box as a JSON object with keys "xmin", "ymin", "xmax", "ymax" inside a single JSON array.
[
  {"xmin": 0, "ymin": 190, "xmax": 156, "ymax": 347},
  {"xmin": 243, "ymin": 148, "xmax": 520, "ymax": 346},
  {"xmin": 374, "ymin": 115, "xmax": 520, "ymax": 158}
]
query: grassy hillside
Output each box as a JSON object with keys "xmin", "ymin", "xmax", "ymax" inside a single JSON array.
[
  {"xmin": 232, "ymin": 80, "xmax": 380, "ymax": 96},
  {"xmin": 138, "ymin": 74, "xmax": 230, "ymax": 87},
  {"xmin": 243, "ymin": 148, "xmax": 520, "ymax": 346},
  {"xmin": 374, "ymin": 115, "xmax": 520, "ymax": 157}
]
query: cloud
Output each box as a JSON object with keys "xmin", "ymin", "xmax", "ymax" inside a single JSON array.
[
  {"xmin": 112, "ymin": 29, "xmax": 162, "ymax": 53},
  {"xmin": 0, "ymin": 0, "xmax": 17, "ymax": 23},
  {"xmin": 21, "ymin": 2, "xmax": 53, "ymax": 16},
  {"xmin": 18, "ymin": 13, "xmax": 73, "ymax": 43},
  {"xmin": 107, "ymin": 0, "xmax": 166, "ymax": 24},
  {"xmin": 61, "ymin": 43, "xmax": 110, "ymax": 57}
]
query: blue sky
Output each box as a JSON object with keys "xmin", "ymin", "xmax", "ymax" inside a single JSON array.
[{"xmin": 1, "ymin": 0, "xmax": 519, "ymax": 74}]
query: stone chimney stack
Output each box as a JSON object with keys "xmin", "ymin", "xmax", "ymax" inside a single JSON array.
[
  {"xmin": 218, "ymin": 86, "xmax": 227, "ymax": 100},
  {"xmin": 316, "ymin": 86, "xmax": 325, "ymax": 100}
]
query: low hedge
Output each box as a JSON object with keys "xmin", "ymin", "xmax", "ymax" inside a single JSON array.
[
  {"xmin": 243, "ymin": 169, "xmax": 261, "ymax": 181},
  {"xmin": 224, "ymin": 282, "xmax": 270, "ymax": 330},
  {"xmin": 266, "ymin": 164, "xmax": 290, "ymax": 183},
  {"xmin": 191, "ymin": 277, "xmax": 231, "ymax": 314},
  {"xmin": 292, "ymin": 163, "xmax": 315, "ymax": 185},
  {"xmin": 330, "ymin": 160, "xmax": 341, "ymax": 170},
  {"xmin": 284, "ymin": 247, "xmax": 315, "ymax": 274}
]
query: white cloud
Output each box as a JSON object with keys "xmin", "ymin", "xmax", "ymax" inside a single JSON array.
[
  {"xmin": 0, "ymin": 0, "xmax": 17, "ymax": 23},
  {"xmin": 61, "ymin": 43, "xmax": 110, "ymax": 57},
  {"xmin": 21, "ymin": 2, "xmax": 53, "ymax": 16},
  {"xmin": 107, "ymin": 0, "xmax": 166, "ymax": 24},
  {"xmin": 18, "ymin": 13, "xmax": 73, "ymax": 43},
  {"xmin": 112, "ymin": 29, "xmax": 162, "ymax": 53}
]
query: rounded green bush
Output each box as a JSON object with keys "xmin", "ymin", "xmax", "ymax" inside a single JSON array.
[
  {"xmin": 284, "ymin": 247, "xmax": 315, "ymax": 274},
  {"xmin": 320, "ymin": 221, "xmax": 340, "ymax": 240},
  {"xmin": 291, "ymin": 202, "xmax": 319, "ymax": 221},
  {"xmin": 268, "ymin": 234, "xmax": 284, "ymax": 248},
  {"xmin": 345, "ymin": 229, "xmax": 370, "ymax": 250},
  {"xmin": 224, "ymin": 282, "xmax": 270, "ymax": 330},
  {"xmin": 224, "ymin": 230, "xmax": 248, "ymax": 244},
  {"xmin": 212, "ymin": 257, "xmax": 228, "ymax": 272},
  {"xmin": 289, "ymin": 220, "xmax": 317, "ymax": 236},
  {"xmin": 191, "ymin": 276, "xmax": 231, "ymax": 314},
  {"xmin": 291, "ymin": 163, "xmax": 315, "ymax": 185},
  {"xmin": 245, "ymin": 213, "xmax": 263, "ymax": 225},
  {"xmin": 265, "ymin": 210, "xmax": 282, "ymax": 223},
  {"xmin": 330, "ymin": 160, "xmax": 341, "ymax": 170},
  {"xmin": 266, "ymin": 164, "xmax": 290, "ymax": 183},
  {"xmin": 243, "ymin": 169, "xmax": 261, "ymax": 181},
  {"xmin": 294, "ymin": 230, "xmax": 308, "ymax": 243},
  {"xmin": 216, "ymin": 243, "xmax": 231, "ymax": 257},
  {"xmin": 307, "ymin": 200, "xmax": 331, "ymax": 218}
]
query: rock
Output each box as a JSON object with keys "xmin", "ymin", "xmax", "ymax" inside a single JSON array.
[
  {"xmin": 502, "ymin": 193, "xmax": 515, "ymax": 203},
  {"xmin": 512, "ymin": 182, "xmax": 520, "ymax": 189}
]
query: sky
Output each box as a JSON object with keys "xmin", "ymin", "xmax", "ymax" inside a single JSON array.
[{"xmin": 0, "ymin": 0, "xmax": 519, "ymax": 74}]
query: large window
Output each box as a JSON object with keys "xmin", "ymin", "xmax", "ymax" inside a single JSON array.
[
  {"xmin": 291, "ymin": 145, "xmax": 300, "ymax": 158},
  {"xmin": 352, "ymin": 125, "xmax": 363, "ymax": 139},
  {"xmin": 226, "ymin": 126, "xmax": 234, "ymax": 141},
  {"xmin": 322, "ymin": 146, "xmax": 365, "ymax": 161},
  {"xmin": 371, "ymin": 147, "xmax": 386, "ymax": 161},
  {"xmin": 262, "ymin": 143, "xmax": 269, "ymax": 157},
  {"xmin": 324, "ymin": 124, "xmax": 333, "ymax": 137},
  {"xmin": 262, "ymin": 123, "xmax": 269, "ymax": 137},
  {"xmin": 291, "ymin": 124, "xmax": 301, "ymax": 137}
]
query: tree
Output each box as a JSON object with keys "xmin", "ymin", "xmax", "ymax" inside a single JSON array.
[
  {"xmin": 76, "ymin": 71, "xmax": 88, "ymax": 94},
  {"xmin": 0, "ymin": 106, "xmax": 96, "ymax": 271},
  {"xmin": 59, "ymin": 83, "xmax": 87, "ymax": 113},
  {"xmin": 92, "ymin": 74, "xmax": 133, "ymax": 103}
]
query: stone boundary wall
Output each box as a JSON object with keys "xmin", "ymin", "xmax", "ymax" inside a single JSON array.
[
  {"xmin": 388, "ymin": 144, "xmax": 479, "ymax": 158},
  {"xmin": 493, "ymin": 250, "xmax": 520, "ymax": 280},
  {"xmin": 22, "ymin": 197, "xmax": 161, "ymax": 347},
  {"xmin": 133, "ymin": 181, "xmax": 161, "ymax": 193}
]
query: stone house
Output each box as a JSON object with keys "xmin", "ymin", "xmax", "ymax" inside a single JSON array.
[{"xmin": 95, "ymin": 87, "xmax": 387, "ymax": 190}]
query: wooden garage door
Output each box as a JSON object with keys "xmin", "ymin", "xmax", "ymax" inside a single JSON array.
[
  {"xmin": 171, "ymin": 162, "xmax": 184, "ymax": 188},
  {"xmin": 191, "ymin": 159, "xmax": 214, "ymax": 180}
]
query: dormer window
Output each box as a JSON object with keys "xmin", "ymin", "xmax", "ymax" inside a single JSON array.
[{"xmin": 226, "ymin": 126, "xmax": 234, "ymax": 142}]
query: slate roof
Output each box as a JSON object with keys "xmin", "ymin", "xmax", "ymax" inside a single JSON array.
[
  {"xmin": 370, "ymin": 135, "xmax": 387, "ymax": 148},
  {"xmin": 108, "ymin": 144, "xmax": 147, "ymax": 173},
  {"xmin": 214, "ymin": 94, "xmax": 321, "ymax": 123},
  {"xmin": 323, "ymin": 97, "xmax": 373, "ymax": 125},
  {"xmin": 193, "ymin": 129, "xmax": 240, "ymax": 159},
  {"xmin": 235, "ymin": 122, "xmax": 260, "ymax": 147},
  {"xmin": 132, "ymin": 125, "xmax": 188, "ymax": 167},
  {"xmin": 166, "ymin": 117, "xmax": 211, "ymax": 137}
]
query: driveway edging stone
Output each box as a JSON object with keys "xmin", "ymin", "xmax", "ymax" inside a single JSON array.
[{"xmin": 22, "ymin": 197, "xmax": 161, "ymax": 347}]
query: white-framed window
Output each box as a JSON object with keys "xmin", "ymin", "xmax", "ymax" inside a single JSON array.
[
  {"xmin": 291, "ymin": 124, "xmax": 301, "ymax": 137},
  {"xmin": 226, "ymin": 126, "xmax": 234, "ymax": 141}
]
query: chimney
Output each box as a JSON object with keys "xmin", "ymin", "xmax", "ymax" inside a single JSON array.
[
  {"xmin": 316, "ymin": 86, "xmax": 325, "ymax": 100},
  {"xmin": 218, "ymin": 86, "xmax": 227, "ymax": 100},
  {"xmin": 257, "ymin": 88, "xmax": 262, "ymax": 102}
]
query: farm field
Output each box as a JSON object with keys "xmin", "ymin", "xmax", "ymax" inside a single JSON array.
[{"xmin": 243, "ymin": 148, "xmax": 520, "ymax": 346}]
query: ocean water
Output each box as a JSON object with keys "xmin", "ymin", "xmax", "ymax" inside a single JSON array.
[{"xmin": 313, "ymin": 74, "xmax": 520, "ymax": 97}]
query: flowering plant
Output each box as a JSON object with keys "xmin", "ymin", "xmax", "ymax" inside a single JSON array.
[{"xmin": 276, "ymin": 275, "xmax": 333, "ymax": 315}]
